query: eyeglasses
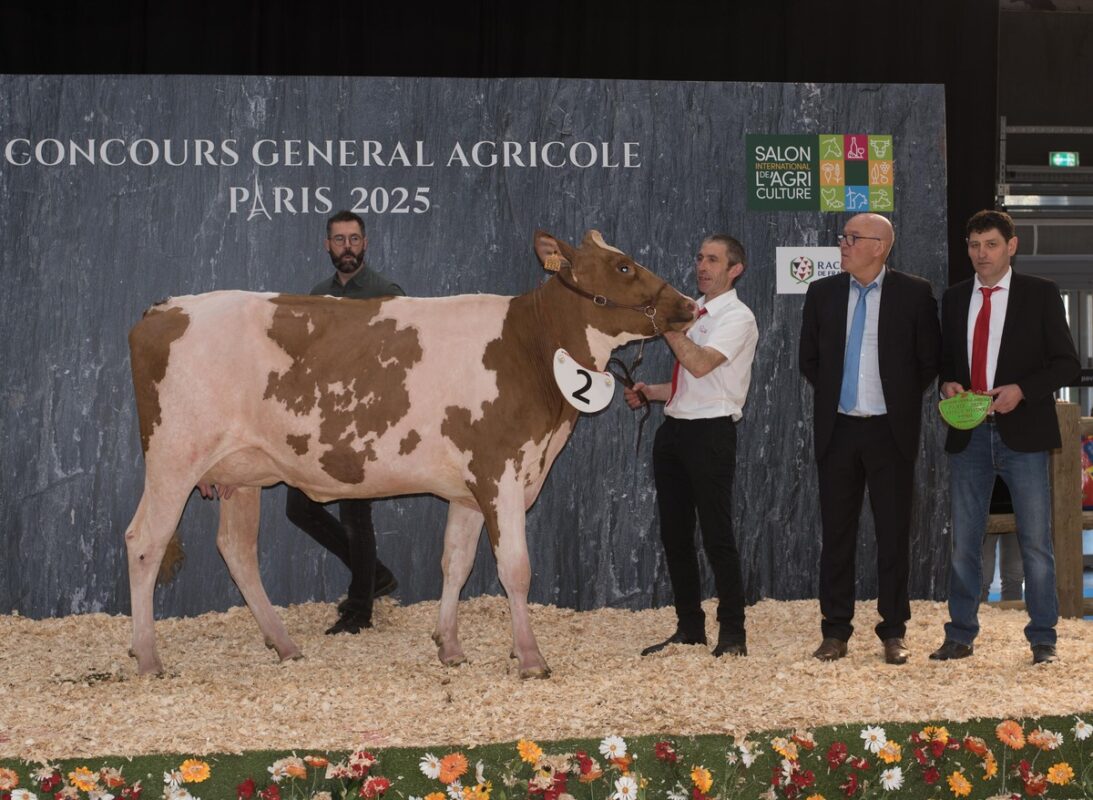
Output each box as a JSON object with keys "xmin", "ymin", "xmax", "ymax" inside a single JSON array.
[
  {"xmin": 329, "ymin": 234, "xmax": 364, "ymax": 247},
  {"xmin": 837, "ymin": 234, "xmax": 883, "ymax": 246}
]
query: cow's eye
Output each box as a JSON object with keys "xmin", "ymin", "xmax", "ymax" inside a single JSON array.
[{"xmin": 617, "ymin": 263, "xmax": 630, "ymax": 274}]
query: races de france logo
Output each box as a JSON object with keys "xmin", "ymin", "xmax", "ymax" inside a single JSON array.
[{"xmin": 791, "ymin": 255, "xmax": 815, "ymax": 283}]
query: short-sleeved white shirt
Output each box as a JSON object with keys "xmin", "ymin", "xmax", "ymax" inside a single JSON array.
[{"xmin": 665, "ymin": 288, "xmax": 759, "ymax": 421}]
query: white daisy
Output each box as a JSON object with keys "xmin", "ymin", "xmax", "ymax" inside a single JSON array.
[
  {"xmin": 1073, "ymin": 718, "xmax": 1091, "ymax": 741},
  {"xmin": 475, "ymin": 760, "xmax": 486, "ymax": 785},
  {"xmin": 738, "ymin": 741, "xmax": 760, "ymax": 767},
  {"xmin": 879, "ymin": 767, "xmax": 903, "ymax": 791},
  {"xmin": 1037, "ymin": 729, "xmax": 1063, "ymax": 750},
  {"xmin": 612, "ymin": 776, "xmax": 638, "ymax": 800},
  {"xmin": 860, "ymin": 725, "xmax": 888, "ymax": 754},
  {"xmin": 163, "ymin": 770, "xmax": 183, "ymax": 790},
  {"xmin": 12, "ymin": 790, "xmax": 40, "ymax": 800},
  {"xmin": 666, "ymin": 783, "xmax": 688, "ymax": 800},
  {"xmin": 88, "ymin": 792, "xmax": 114, "ymax": 800},
  {"xmin": 31, "ymin": 766, "xmax": 58, "ymax": 783},
  {"xmin": 419, "ymin": 754, "xmax": 441, "ymax": 780},
  {"xmin": 446, "ymin": 780, "xmax": 463, "ymax": 800},
  {"xmin": 310, "ymin": 793, "xmax": 334, "ymax": 800},
  {"xmin": 599, "ymin": 735, "xmax": 628, "ymax": 760}
]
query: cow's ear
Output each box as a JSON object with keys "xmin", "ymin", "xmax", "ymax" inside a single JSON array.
[{"xmin": 533, "ymin": 230, "xmax": 574, "ymax": 273}]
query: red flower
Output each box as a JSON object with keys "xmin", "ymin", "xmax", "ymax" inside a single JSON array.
[
  {"xmin": 929, "ymin": 739, "xmax": 946, "ymax": 758},
  {"xmin": 923, "ymin": 767, "xmax": 940, "ymax": 785},
  {"xmin": 654, "ymin": 741, "xmax": 679, "ymax": 763},
  {"xmin": 40, "ymin": 774, "xmax": 62, "ymax": 793},
  {"xmin": 259, "ymin": 785, "xmax": 281, "ymax": 800},
  {"xmin": 237, "ymin": 778, "xmax": 257, "ymax": 800},
  {"xmin": 574, "ymin": 751, "xmax": 593, "ymax": 775},
  {"xmin": 784, "ymin": 785, "xmax": 799, "ymax": 799},
  {"xmin": 360, "ymin": 776, "xmax": 391, "ymax": 798},
  {"xmin": 909, "ymin": 732, "xmax": 924, "ymax": 745},
  {"xmin": 791, "ymin": 734, "xmax": 816, "ymax": 751},
  {"xmin": 771, "ymin": 767, "xmax": 782, "ymax": 788},
  {"xmin": 120, "ymin": 786, "xmax": 144, "ymax": 800},
  {"xmin": 827, "ymin": 742, "xmax": 849, "ymax": 769},
  {"xmin": 691, "ymin": 789, "xmax": 708, "ymax": 800},
  {"xmin": 912, "ymin": 747, "xmax": 928, "ymax": 766},
  {"xmin": 840, "ymin": 772, "xmax": 859, "ymax": 797},
  {"xmin": 791, "ymin": 770, "xmax": 815, "ymax": 788},
  {"xmin": 848, "ymin": 757, "xmax": 870, "ymax": 771},
  {"xmin": 1023, "ymin": 773, "xmax": 1048, "ymax": 796}
]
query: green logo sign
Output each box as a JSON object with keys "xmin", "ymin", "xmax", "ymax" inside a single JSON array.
[{"xmin": 748, "ymin": 134, "xmax": 895, "ymax": 212}]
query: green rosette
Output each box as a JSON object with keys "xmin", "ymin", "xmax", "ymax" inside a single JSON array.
[{"xmin": 938, "ymin": 391, "xmax": 991, "ymax": 430}]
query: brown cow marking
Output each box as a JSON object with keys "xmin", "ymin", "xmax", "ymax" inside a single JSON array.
[
  {"xmin": 399, "ymin": 430, "xmax": 421, "ymax": 455},
  {"xmin": 286, "ymin": 433, "xmax": 310, "ymax": 455},
  {"xmin": 263, "ymin": 295, "xmax": 422, "ymax": 485},
  {"xmin": 129, "ymin": 305, "xmax": 190, "ymax": 453}
]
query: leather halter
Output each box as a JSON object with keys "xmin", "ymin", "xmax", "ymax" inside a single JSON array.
[{"xmin": 554, "ymin": 268, "xmax": 664, "ymax": 336}]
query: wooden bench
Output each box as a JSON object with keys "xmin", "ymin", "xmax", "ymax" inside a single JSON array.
[{"xmin": 985, "ymin": 401, "xmax": 1092, "ymax": 617}]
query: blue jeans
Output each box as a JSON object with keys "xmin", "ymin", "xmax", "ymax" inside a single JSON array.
[{"xmin": 945, "ymin": 423, "xmax": 1057, "ymax": 647}]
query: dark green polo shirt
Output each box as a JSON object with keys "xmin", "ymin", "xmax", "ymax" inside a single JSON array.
[{"xmin": 308, "ymin": 265, "xmax": 405, "ymax": 300}]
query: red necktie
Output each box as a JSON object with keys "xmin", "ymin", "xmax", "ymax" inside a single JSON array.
[
  {"xmin": 970, "ymin": 286, "xmax": 1000, "ymax": 393},
  {"xmin": 668, "ymin": 307, "xmax": 708, "ymax": 404}
]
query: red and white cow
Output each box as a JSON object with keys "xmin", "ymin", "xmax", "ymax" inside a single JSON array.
[{"xmin": 125, "ymin": 230, "xmax": 695, "ymax": 677}]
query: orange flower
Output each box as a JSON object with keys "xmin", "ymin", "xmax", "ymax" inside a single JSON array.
[
  {"xmin": 1046, "ymin": 762, "xmax": 1074, "ymax": 785},
  {"xmin": 996, "ymin": 720, "xmax": 1025, "ymax": 750},
  {"xmin": 68, "ymin": 766, "xmax": 98, "ymax": 792},
  {"xmin": 425, "ymin": 793, "xmax": 447, "ymax": 800},
  {"xmin": 517, "ymin": 739, "xmax": 543, "ymax": 765},
  {"xmin": 100, "ymin": 767, "xmax": 126, "ymax": 788},
  {"xmin": 963, "ymin": 736, "xmax": 988, "ymax": 757},
  {"xmin": 804, "ymin": 795, "xmax": 826, "ymax": 800},
  {"xmin": 691, "ymin": 766, "xmax": 713, "ymax": 794},
  {"xmin": 0, "ymin": 768, "xmax": 18, "ymax": 791},
  {"xmin": 179, "ymin": 759, "xmax": 211, "ymax": 783},
  {"xmin": 611, "ymin": 755, "xmax": 632, "ymax": 774},
  {"xmin": 1027, "ymin": 729, "xmax": 1062, "ymax": 751},
  {"xmin": 947, "ymin": 771, "xmax": 972, "ymax": 797},
  {"xmin": 439, "ymin": 753, "xmax": 469, "ymax": 785},
  {"xmin": 878, "ymin": 741, "xmax": 902, "ymax": 764},
  {"xmin": 579, "ymin": 768, "xmax": 604, "ymax": 784},
  {"xmin": 982, "ymin": 752, "xmax": 998, "ymax": 780},
  {"xmin": 305, "ymin": 755, "xmax": 329, "ymax": 768}
]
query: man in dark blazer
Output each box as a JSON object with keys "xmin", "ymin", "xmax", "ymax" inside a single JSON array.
[
  {"xmin": 799, "ymin": 213, "xmax": 940, "ymax": 664},
  {"xmin": 930, "ymin": 209, "xmax": 1079, "ymax": 665}
]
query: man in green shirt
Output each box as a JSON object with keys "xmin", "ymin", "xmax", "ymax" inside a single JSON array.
[{"xmin": 286, "ymin": 210, "xmax": 403, "ymax": 635}]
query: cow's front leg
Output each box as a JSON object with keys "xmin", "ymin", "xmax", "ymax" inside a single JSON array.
[
  {"xmin": 489, "ymin": 483, "xmax": 550, "ymax": 679},
  {"xmin": 216, "ymin": 486, "xmax": 302, "ymax": 663},
  {"xmin": 432, "ymin": 502, "xmax": 484, "ymax": 667}
]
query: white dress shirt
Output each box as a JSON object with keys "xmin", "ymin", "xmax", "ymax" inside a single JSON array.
[
  {"xmin": 966, "ymin": 267, "xmax": 1012, "ymax": 391},
  {"xmin": 666, "ymin": 288, "xmax": 759, "ymax": 421},
  {"xmin": 839, "ymin": 265, "xmax": 887, "ymax": 416}
]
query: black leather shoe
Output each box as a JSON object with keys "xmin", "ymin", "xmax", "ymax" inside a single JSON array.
[
  {"xmin": 882, "ymin": 638, "xmax": 910, "ymax": 665},
  {"xmin": 640, "ymin": 630, "xmax": 707, "ymax": 656},
  {"xmin": 325, "ymin": 606, "xmax": 373, "ymax": 635},
  {"xmin": 1031, "ymin": 644, "xmax": 1057, "ymax": 665},
  {"xmin": 928, "ymin": 640, "xmax": 973, "ymax": 660},
  {"xmin": 813, "ymin": 637, "xmax": 848, "ymax": 661},
  {"xmin": 712, "ymin": 641, "xmax": 747, "ymax": 657}
]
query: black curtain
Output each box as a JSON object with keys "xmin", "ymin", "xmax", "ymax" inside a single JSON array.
[{"xmin": 1, "ymin": 0, "xmax": 997, "ymax": 284}]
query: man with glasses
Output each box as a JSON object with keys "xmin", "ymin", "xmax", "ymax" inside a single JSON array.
[
  {"xmin": 799, "ymin": 213, "xmax": 940, "ymax": 664},
  {"xmin": 929, "ymin": 209, "xmax": 1078, "ymax": 664},
  {"xmin": 625, "ymin": 235, "xmax": 758, "ymax": 658},
  {"xmin": 286, "ymin": 209, "xmax": 403, "ymax": 635}
]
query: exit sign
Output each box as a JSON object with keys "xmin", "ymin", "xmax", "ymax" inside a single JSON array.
[{"xmin": 1049, "ymin": 151, "xmax": 1079, "ymax": 167}]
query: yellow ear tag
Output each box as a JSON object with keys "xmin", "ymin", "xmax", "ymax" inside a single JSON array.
[{"xmin": 543, "ymin": 254, "xmax": 562, "ymax": 273}]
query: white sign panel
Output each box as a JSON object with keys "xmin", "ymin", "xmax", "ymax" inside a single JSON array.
[{"xmin": 775, "ymin": 246, "xmax": 842, "ymax": 294}]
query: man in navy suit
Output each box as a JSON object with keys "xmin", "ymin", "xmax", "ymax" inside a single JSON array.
[
  {"xmin": 930, "ymin": 210, "xmax": 1079, "ymax": 665},
  {"xmin": 800, "ymin": 213, "xmax": 940, "ymax": 664}
]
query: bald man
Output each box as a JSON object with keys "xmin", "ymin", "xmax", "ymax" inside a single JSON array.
[{"xmin": 799, "ymin": 214, "xmax": 940, "ymax": 664}]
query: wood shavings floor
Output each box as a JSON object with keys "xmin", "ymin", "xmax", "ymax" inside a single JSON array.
[{"xmin": 1, "ymin": 597, "xmax": 1090, "ymax": 760}]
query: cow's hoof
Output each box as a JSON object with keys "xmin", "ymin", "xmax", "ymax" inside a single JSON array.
[
  {"xmin": 438, "ymin": 647, "xmax": 467, "ymax": 667},
  {"xmin": 519, "ymin": 664, "xmax": 552, "ymax": 680},
  {"xmin": 430, "ymin": 630, "xmax": 443, "ymax": 647},
  {"xmin": 129, "ymin": 648, "xmax": 164, "ymax": 676},
  {"xmin": 278, "ymin": 648, "xmax": 304, "ymax": 663}
]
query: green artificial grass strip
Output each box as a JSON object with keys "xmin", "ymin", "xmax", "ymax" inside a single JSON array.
[{"xmin": 2, "ymin": 714, "xmax": 1092, "ymax": 799}]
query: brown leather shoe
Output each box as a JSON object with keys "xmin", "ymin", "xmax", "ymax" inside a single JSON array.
[
  {"xmin": 928, "ymin": 640, "xmax": 973, "ymax": 660},
  {"xmin": 882, "ymin": 637, "xmax": 910, "ymax": 665},
  {"xmin": 813, "ymin": 637, "xmax": 848, "ymax": 661}
]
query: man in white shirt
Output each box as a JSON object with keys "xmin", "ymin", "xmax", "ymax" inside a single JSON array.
[{"xmin": 625, "ymin": 234, "xmax": 759, "ymax": 658}]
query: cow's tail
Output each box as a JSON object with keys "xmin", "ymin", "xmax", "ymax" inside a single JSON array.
[{"xmin": 156, "ymin": 531, "xmax": 185, "ymax": 586}]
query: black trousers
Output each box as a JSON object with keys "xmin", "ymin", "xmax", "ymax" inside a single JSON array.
[
  {"xmin": 285, "ymin": 488, "xmax": 394, "ymax": 609},
  {"xmin": 652, "ymin": 416, "xmax": 745, "ymax": 643},
  {"xmin": 817, "ymin": 414, "xmax": 913, "ymax": 642}
]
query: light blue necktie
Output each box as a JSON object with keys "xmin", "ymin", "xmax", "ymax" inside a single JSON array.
[{"xmin": 839, "ymin": 281, "xmax": 877, "ymax": 413}]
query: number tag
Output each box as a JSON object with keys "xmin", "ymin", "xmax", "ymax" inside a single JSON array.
[{"xmin": 552, "ymin": 349, "xmax": 616, "ymax": 413}]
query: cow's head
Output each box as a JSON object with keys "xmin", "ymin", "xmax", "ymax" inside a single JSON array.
[{"xmin": 535, "ymin": 229, "xmax": 696, "ymax": 338}]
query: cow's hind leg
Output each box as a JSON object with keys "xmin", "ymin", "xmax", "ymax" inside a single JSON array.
[
  {"xmin": 432, "ymin": 502, "xmax": 484, "ymax": 667},
  {"xmin": 126, "ymin": 488, "xmax": 190, "ymax": 675},
  {"xmin": 489, "ymin": 484, "xmax": 550, "ymax": 679},
  {"xmin": 216, "ymin": 486, "xmax": 302, "ymax": 663}
]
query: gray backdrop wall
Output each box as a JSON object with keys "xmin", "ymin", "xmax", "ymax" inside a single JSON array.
[{"xmin": 0, "ymin": 76, "xmax": 949, "ymax": 620}]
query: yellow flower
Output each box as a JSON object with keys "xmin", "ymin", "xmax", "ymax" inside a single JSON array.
[
  {"xmin": 180, "ymin": 759, "xmax": 211, "ymax": 783},
  {"xmin": 0, "ymin": 768, "xmax": 19, "ymax": 791},
  {"xmin": 517, "ymin": 739, "xmax": 543, "ymax": 765},
  {"xmin": 690, "ymin": 766, "xmax": 713, "ymax": 794},
  {"xmin": 996, "ymin": 720, "xmax": 1025, "ymax": 750},
  {"xmin": 439, "ymin": 753, "xmax": 469, "ymax": 785},
  {"xmin": 878, "ymin": 741, "xmax": 902, "ymax": 763},
  {"xmin": 1047, "ymin": 762, "xmax": 1074, "ymax": 785},
  {"xmin": 805, "ymin": 795, "xmax": 826, "ymax": 800},
  {"xmin": 68, "ymin": 766, "xmax": 98, "ymax": 792},
  {"xmin": 921, "ymin": 726, "xmax": 950, "ymax": 744},
  {"xmin": 982, "ymin": 752, "xmax": 998, "ymax": 780},
  {"xmin": 425, "ymin": 793, "xmax": 447, "ymax": 800},
  {"xmin": 947, "ymin": 771, "xmax": 972, "ymax": 797},
  {"xmin": 771, "ymin": 737, "xmax": 799, "ymax": 761},
  {"xmin": 462, "ymin": 780, "xmax": 492, "ymax": 800}
]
